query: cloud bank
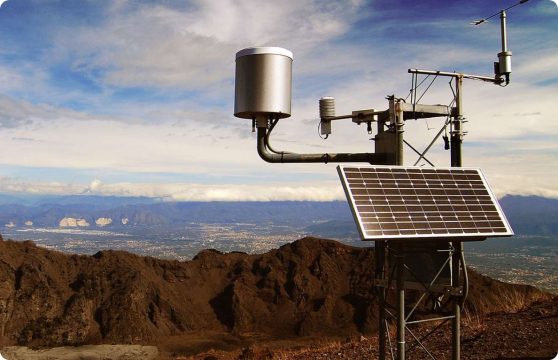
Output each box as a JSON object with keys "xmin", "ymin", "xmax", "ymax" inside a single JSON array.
[{"xmin": 0, "ymin": 176, "xmax": 345, "ymax": 202}]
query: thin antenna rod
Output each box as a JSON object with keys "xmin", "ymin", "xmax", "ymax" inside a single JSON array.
[
  {"xmin": 501, "ymin": 11, "xmax": 508, "ymax": 52},
  {"xmin": 471, "ymin": 0, "xmax": 529, "ymax": 25}
]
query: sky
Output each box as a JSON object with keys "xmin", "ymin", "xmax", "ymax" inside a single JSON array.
[{"xmin": 0, "ymin": 0, "xmax": 556, "ymax": 201}]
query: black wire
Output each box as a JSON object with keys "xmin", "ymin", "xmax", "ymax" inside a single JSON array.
[
  {"xmin": 405, "ymin": 73, "xmax": 430, "ymax": 102},
  {"xmin": 416, "ymin": 75, "xmax": 430, "ymax": 90},
  {"xmin": 449, "ymin": 77, "xmax": 456, "ymax": 99},
  {"xmin": 460, "ymin": 250, "xmax": 469, "ymax": 308},
  {"xmin": 416, "ymin": 74, "xmax": 439, "ymax": 103},
  {"xmin": 265, "ymin": 118, "xmax": 292, "ymax": 154},
  {"xmin": 318, "ymin": 121, "xmax": 328, "ymax": 140},
  {"xmin": 406, "ymin": 72, "xmax": 435, "ymax": 121},
  {"xmin": 411, "ymin": 93, "xmax": 456, "ymax": 167}
]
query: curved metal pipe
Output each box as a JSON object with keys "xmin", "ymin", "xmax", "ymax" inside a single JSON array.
[{"xmin": 257, "ymin": 127, "xmax": 386, "ymax": 164}]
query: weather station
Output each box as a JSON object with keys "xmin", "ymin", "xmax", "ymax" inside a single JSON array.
[{"xmin": 233, "ymin": 1, "xmax": 528, "ymax": 359}]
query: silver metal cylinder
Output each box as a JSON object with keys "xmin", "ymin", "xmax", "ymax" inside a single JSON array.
[
  {"xmin": 500, "ymin": 10, "xmax": 508, "ymax": 53},
  {"xmin": 319, "ymin": 96, "xmax": 335, "ymax": 119},
  {"xmin": 498, "ymin": 51, "xmax": 512, "ymax": 75},
  {"xmin": 234, "ymin": 47, "xmax": 293, "ymax": 119}
]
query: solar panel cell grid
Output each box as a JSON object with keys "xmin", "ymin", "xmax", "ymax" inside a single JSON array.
[{"xmin": 337, "ymin": 165, "xmax": 513, "ymax": 241}]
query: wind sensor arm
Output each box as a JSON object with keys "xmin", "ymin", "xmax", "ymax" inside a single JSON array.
[
  {"xmin": 413, "ymin": 1, "xmax": 527, "ymax": 86},
  {"xmin": 496, "ymin": 10, "xmax": 512, "ymax": 85},
  {"xmin": 471, "ymin": 0, "xmax": 529, "ymax": 85},
  {"xmin": 411, "ymin": 6, "xmax": 513, "ymax": 86}
]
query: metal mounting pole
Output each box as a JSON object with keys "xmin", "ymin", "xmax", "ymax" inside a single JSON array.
[
  {"xmin": 376, "ymin": 99, "xmax": 406, "ymax": 359},
  {"xmin": 376, "ymin": 115, "xmax": 388, "ymax": 360},
  {"xmin": 451, "ymin": 76, "xmax": 464, "ymax": 360},
  {"xmin": 451, "ymin": 76, "xmax": 463, "ymax": 168},
  {"xmin": 396, "ymin": 245, "xmax": 405, "ymax": 360},
  {"xmin": 395, "ymin": 101, "xmax": 406, "ymax": 360},
  {"xmin": 376, "ymin": 241, "xmax": 386, "ymax": 360},
  {"xmin": 395, "ymin": 101, "xmax": 405, "ymax": 167}
]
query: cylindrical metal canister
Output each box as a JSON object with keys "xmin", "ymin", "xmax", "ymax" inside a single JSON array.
[{"xmin": 234, "ymin": 47, "xmax": 293, "ymax": 119}]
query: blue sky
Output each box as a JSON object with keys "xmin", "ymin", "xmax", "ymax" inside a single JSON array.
[{"xmin": 0, "ymin": 0, "xmax": 557, "ymax": 200}]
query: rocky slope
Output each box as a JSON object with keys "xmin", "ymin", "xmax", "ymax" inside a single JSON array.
[
  {"xmin": 0, "ymin": 236, "xmax": 551, "ymax": 357},
  {"xmin": 184, "ymin": 297, "xmax": 558, "ymax": 359}
]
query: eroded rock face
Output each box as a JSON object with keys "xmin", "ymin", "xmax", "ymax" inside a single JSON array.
[{"xmin": 0, "ymin": 237, "xmax": 550, "ymax": 348}]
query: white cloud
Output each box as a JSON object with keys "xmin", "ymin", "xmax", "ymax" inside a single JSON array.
[
  {"xmin": 0, "ymin": 63, "xmax": 51, "ymax": 102},
  {"xmin": 86, "ymin": 178, "xmax": 103, "ymax": 193},
  {"xmin": 1, "ymin": 0, "xmax": 557, "ymax": 201},
  {"xmin": 0, "ymin": 177, "xmax": 83, "ymax": 195},
  {"xmin": 488, "ymin": 172, "xmax": 558, "ymax": 199},
  {"xmin": 512, "ymin": 50, "xmax": 558, "ymax": 83},
  {"xmin": 182, "ymin": 0, "xmax": 359, "ymax": 45},
  {"xmin": 2, "ymin": 65, "xmax": 557, "ymax": 200},
  {"xmin": 0, "ymin": 65, "xmax": 25, "ymax": 91},
  {"xmin": 164, "ymin": 182, "xmax": 345, "ymax": 201},
  {"xmin": 0, "ymin": 176, "xmax": 344, "ymax": 201},
  {"xmin": 0, "ymin": 95, "xmax": 333, "ymax": 184},
  {"xmin": 50, "ymin": 0, "xmax": 365, "ymax": 90},
  {"xmin": 0, "ymin": 95, "xmax": 90, "ymax": 128}
]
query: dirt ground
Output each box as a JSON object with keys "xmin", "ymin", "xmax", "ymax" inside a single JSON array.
[
  {"xmin": 1, "ymin": 298, "xmax": 556, "ymax": 360},
  {"xmin": 0, "ymin": 237, "xmax": 555, "ymax": 360},
  {"xmin": 0, "ymin": 345, "xmax": 158, "ymax": 360},
  {"xmin": 173, "ymin": 298, "xmax": 558, "ymax": 360}
]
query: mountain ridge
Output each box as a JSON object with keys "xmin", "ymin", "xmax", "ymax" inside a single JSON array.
[{"xmin": 0, "ymin": 235, "xmax": 551, "ymax": 358}]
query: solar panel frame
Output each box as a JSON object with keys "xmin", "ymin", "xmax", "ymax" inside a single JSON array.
[{"xmin": 337, "ymin": 165, "xmax": 514, "ymax": 241}]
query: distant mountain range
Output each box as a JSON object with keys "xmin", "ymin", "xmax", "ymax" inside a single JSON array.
[
  {"xmin": 498, "ymin": 195, "xmax": 558, "ymax": 236},
  {"xmin": 0, "ymin": 195, "xmax": 352, "ymax": 229},
  {"xmin": 0, "ymin": 194, "xmax": 556, "ymax": 236}
]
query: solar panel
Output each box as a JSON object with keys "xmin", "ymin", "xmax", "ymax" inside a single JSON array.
[{"xmin": 337, "ymin": 165, "xmax": 513, "ymax": 241}]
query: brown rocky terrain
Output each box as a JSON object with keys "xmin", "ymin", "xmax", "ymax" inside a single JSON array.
[
  {"xmin": 183, "ymin": 297, "xmax": 558, "ymax": 359},
  {"xmin": 0, "ymin": 235, "xmax": 554, "ymax": 359}
]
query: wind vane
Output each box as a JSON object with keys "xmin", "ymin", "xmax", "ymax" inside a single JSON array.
[{"xmin": 471, "ymin": 0, "xmax": 529, "ymax": 25}]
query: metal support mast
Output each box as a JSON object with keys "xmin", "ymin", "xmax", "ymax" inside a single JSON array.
[
  {"xmin": 394, "ymin": 99, "xmax": 406, "ymax": 360},
  {"xmin": 451, "ymin": 76, "xmax": 464, "ymax": 360},
  {"xmin": 376, "ymin": 114, "xmax": 388, "ymax": 360}
]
